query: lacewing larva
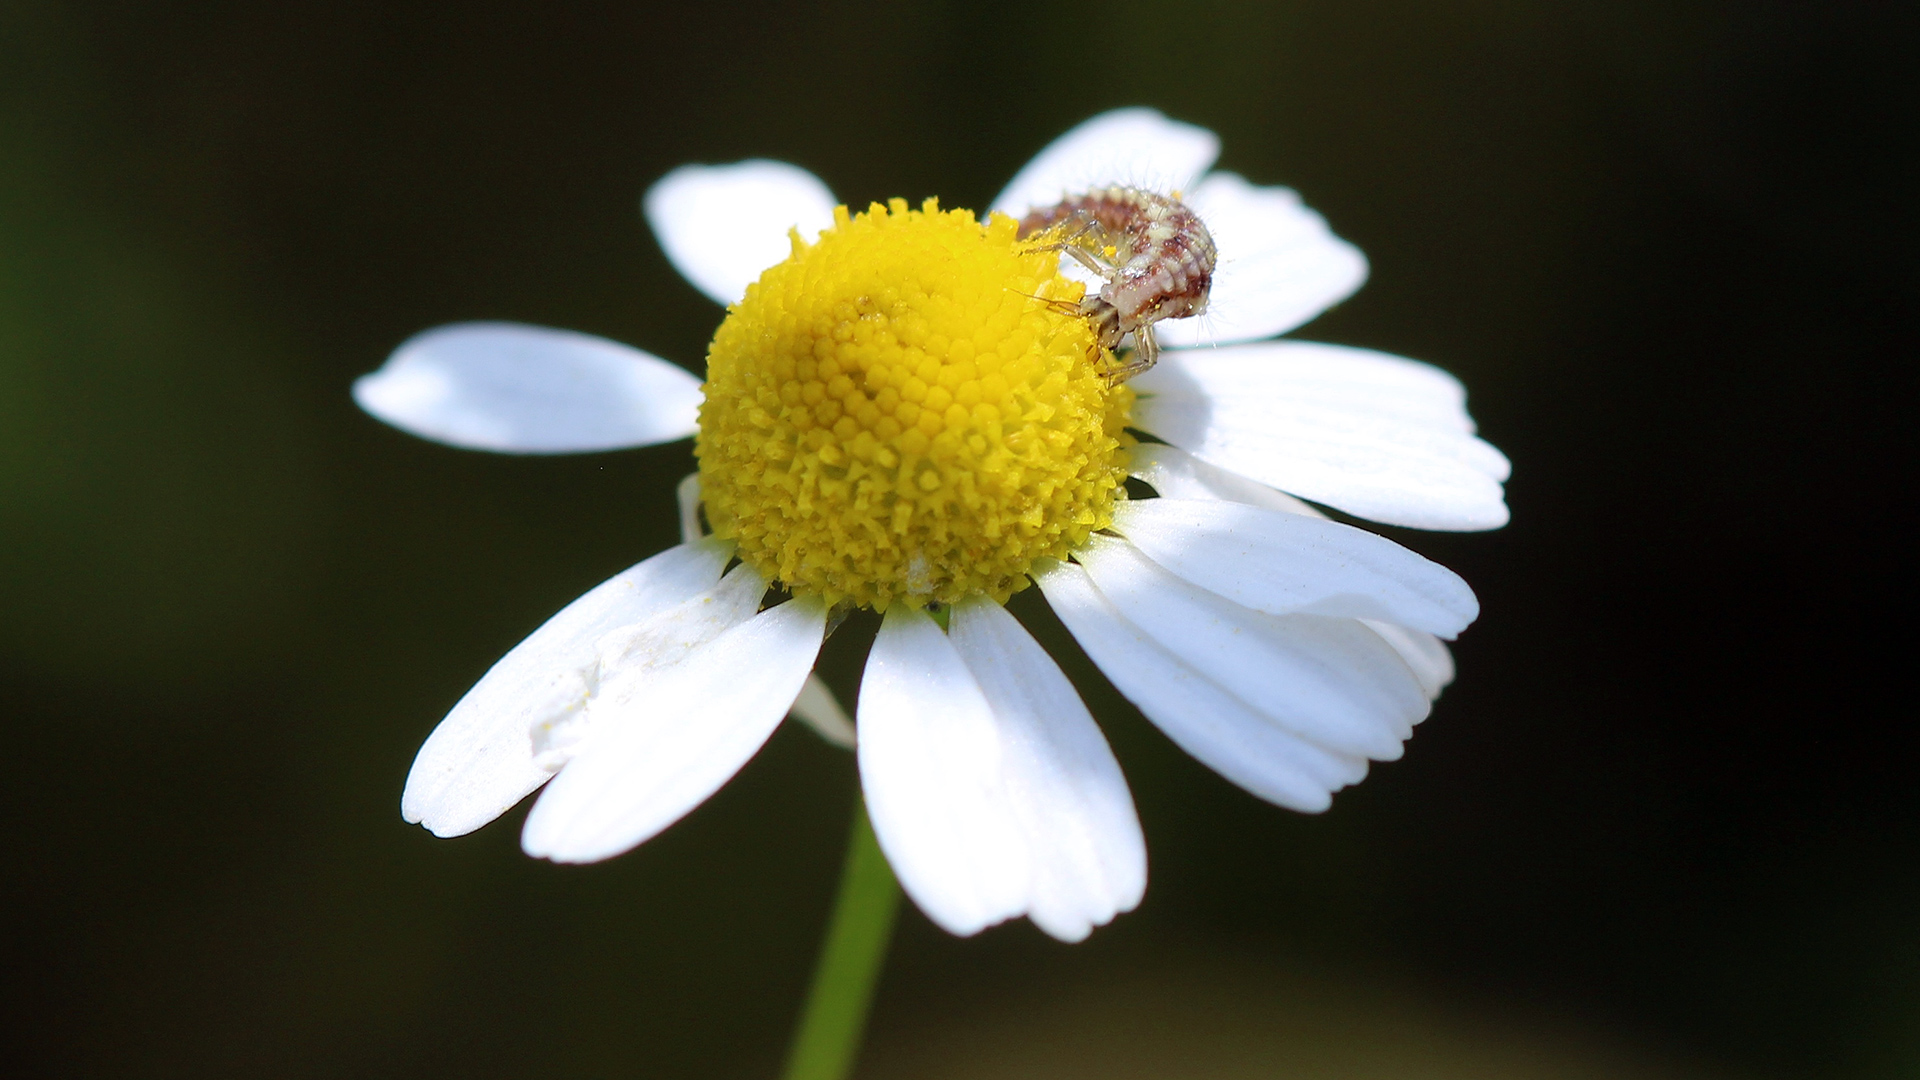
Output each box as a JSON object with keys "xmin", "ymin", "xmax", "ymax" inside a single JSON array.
[{"xmin": 1017, "ymin": 186, "xmax": 1217, "ymax": 381}]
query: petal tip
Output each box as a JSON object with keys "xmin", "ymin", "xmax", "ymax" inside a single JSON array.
[{"xmin": 645, "ymin": 159, "xmax": 838, "ymax": 306}]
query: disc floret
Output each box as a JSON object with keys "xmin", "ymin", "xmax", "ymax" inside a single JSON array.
[{"xmin": 697, "ymin": 197, "xmax": 1134, "ymax": 609}]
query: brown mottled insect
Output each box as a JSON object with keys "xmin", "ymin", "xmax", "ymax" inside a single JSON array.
[{"xmin": 1017, "ymin": 186, "xmax": 1217, "ymax": 381}]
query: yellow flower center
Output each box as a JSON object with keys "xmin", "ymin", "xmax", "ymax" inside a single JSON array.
[{"xmin": 696, "ymin": 197, "xmax": 1134, "ymax": 610}]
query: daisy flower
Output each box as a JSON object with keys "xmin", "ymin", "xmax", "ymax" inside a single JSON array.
[{"xmin": 355, "ymin": 109, "xmax": 1509, "ymax": 943}]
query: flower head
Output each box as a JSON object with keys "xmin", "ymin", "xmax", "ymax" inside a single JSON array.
[
  {"xmin": 355, "ymin": 109, "xmax": 1509, "ymax": 942},
  {"xmin": 698, "ymin": 198, "xmax": 1131, "ymax": 609}
]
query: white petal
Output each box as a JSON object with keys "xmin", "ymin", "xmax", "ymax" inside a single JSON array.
[
  {"xmin": 582, "ymin": 562, "xmax": 769, "ymax": 694},
  {"xmin": 1129, "ymin": 443, "xmax": 1321, "ymax": 517},
  {"xmin": 1112, "ymin": 499, "xmax": 1479, "ymax": 639},
  {"xmin": 1128, "ymin": 342, "xmax": 1505, "ymax": 526},
  {"xmin": 402, "ymin": 539, "xmax": 733, "ymax": 838},
  {"xmin": 1158, "ymin": 172, "xmax": 1369, "ymax": 347},
  {"xmin": 530, "ymin": 562, "xmax": 768, "ymax": 771},
  {"xmin": 645, "ymin": 160, "xmax": 838, "ymax": 306},
  {"xmin": 950, "ymin": 597, "xmax": 1146, "ymax": 942},
  {"xmin": 1131, "ymin": 443, "xmax": 1457, "ymax": 699},
  {"xmin": 1360, "ymin": 619, "xmax": 1456, "ymax": 701},
  {"xmin": 1077, "ymin": 537, "xmax": 1427, "ymax": 755},
  {"xmin": 1037, "ymin": 561, "xmax": 1366, "ymax": 812},
  {"xmin": 676, "ymin": 473, "xmax": 704, "ymax": 544},
  {"xmin": 1133, "ymin": 343, "xmax": 1510, "ymax": 531},
  {"xmin": 520, "ymin": 596, "xmax": 828, "ymax": 863},
  {"xmin": 991, "ymin": 109, "xmax": 1220, "ymax": 218},
  {"xmin": 354, "ymin": 322, "xmax": 702, "ymax": 454},
  {"xmin": 858, "ymin": 607, "xmax": 1030, "ymax": 936},
  {"xmin": 789, "ymin": 673, "xmax": 856, "ymax": 749}
]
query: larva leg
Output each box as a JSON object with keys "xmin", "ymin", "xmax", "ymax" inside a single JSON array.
[
  {"xmin": 1059, "ymin": 243, "xmax": 1117, "ymax": 280},
  {"xmin": 1027, "ymin": 230, "xmax": 1119, "ymax": 281},
  {"xmin": 1110, "ymin": 326, "xmax": 1160, "ymax": 382},
  {"xmin": 1021, "ymin": 215, "xmax": 1100, "ymax": 252},
  {"xmin": 1013, "ymin": 291, "xmax": 1086, "ymax": 318}
]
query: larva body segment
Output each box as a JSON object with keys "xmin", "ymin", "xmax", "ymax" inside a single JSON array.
[{"xmin": 1017, "ymin": 186, "xmax": 1217, "ymax": 380}]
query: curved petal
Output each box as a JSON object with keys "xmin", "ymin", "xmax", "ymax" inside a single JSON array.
[
  {"xmin": 1158, "ymin": 173, "xmax": 1368, "ymax": 347},
  {"xmin": 1036, "ymin": 561, "xmax": 1366, "ymax": 812},
  {"xmin": 1076, "ymin": 537, "xmax": 1427, "ymax": 754},
  {"xmin": 402, "ymin": 539, "xmax": 733, "ymax": 838},
  {"xmin": 789, "ymin": 672, "xmax": 856, "ymax": 749},
  {"xmin": 1360, "ymin": 619, "xmax": 1455, "ymax": 701},
  {"xmin": 858, "ymin": 606, "xmax": 1030, "ymax": 937},
  {"xmin": 520, "ymin": 596, "xmax": 827, "ymax": 863},
  {"xmin": 1133, "ymin": 343, "xmax": 1510, "ymax": 531},
  {"xmin": 991, "ymin": 109, "xmax": 1220, "ymax": 218},
  {"xmin": 676, "ymin": 473, "xmax": 704, "ymax": 544},
  {"xmin": 645, "ymin": 160, "xmax": 839, "ymax": 306},
  {"xmin": 1112, "ymin": 499, "xmax": 1479, "ymax": 639},
  {"xmin": 1129, "ymin": 443, "xmax": 1320, "ymax": 517},
  {"xmin": 1112, "ymin": 453, "xmax": 1459, "ymax": 706},
  {"xmin": 354, "ymin": 322, "xmax": 703, "ymax": 454},
  {"xmin": 950, "ymin": 597, "xmax": 1147, "ymax": 942}
]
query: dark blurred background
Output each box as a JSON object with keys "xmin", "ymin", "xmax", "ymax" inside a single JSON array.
[{"xmin": 2, "ymin": 1, "xmax": 1915, "ymax": 1077}]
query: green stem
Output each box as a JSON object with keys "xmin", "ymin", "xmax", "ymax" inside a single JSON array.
[{"xmin": 781, "ymin": 796, "xmax": 901, "ymax": 1080}]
